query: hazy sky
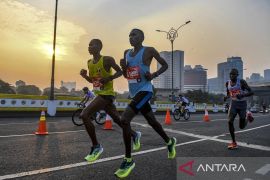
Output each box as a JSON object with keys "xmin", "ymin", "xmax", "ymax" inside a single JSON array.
[{"xmin": 0, "ymin": 0, "xmax": 269, "ymax": 92}]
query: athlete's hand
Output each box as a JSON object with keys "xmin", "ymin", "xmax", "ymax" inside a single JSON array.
[
  {"xmin": 145, "ymin": 71, "xmax": 158, "ymax": 81},
  {"xmin": 145, "ymin": 71, "xmax": 154, "ymax": 81},
  {"xmin": 80, "ymin": 69, "xmax": 88, "ymax": 78},
  {"xmin": 99, "ymin": 77, "xmax": 111, "ymax": 84},
  {"xmin": 120, "ymin": 59, "xmax": 127, "ymax": 70},
  {"xmin": 236, "ymin": 94, "xmax": 244, "ymax": 100}
]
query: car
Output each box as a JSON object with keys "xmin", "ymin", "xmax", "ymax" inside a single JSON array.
[{"xmin": 250, "ymin": 105, "xmax": 260, "ymax": 113}]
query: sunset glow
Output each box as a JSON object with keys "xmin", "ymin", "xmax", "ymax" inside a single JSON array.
[{"xmin": 0, "ymin": 0, "xmax": 269, "ymax": 91}]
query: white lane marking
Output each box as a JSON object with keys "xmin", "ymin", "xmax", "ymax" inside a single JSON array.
[
  {"xmin": 221, "ymin": 123, "xmax": 270, "ymax": 136},
  {"xmin": 0, "ymin": 130, "xmax": 85, "ymax": 138},
  {"xmin": 173, "ymin": 118, "xmax": 227, "ymax": 124},
  {"xmin": 132, "ymin": 122, "xmax": 270, "ymax": 151},
  {"xmin": 1, "ymin": 117, "xmax": 269, "ymax": 178},
  {"xmin": 1, "ymin": 115, "xmax": 269, "ymax": 138},
  {"xmin": 0, "ymin": 139, "xmax": 206, "ymax": 180},
  {"xmin": 255, "ymin": 164, "xmax": 270, "ymax": 175},
  {"xmin": 0, "ymin": 114, "xmax": 268, "ymax": 126},
  {"xmin": 235, "ymin": 124, "xmax": 270, "ymax": 134},
  {"xmin": 155, "ymin": 114, "xmax": 270, "ymax": 124},
  {"xmin": 152, "ymin": 115, "xmax": 270, "ymax": 124},
  {"xmin": 208, "ymin": 138, "xmax": 270, "ymax": 151}
]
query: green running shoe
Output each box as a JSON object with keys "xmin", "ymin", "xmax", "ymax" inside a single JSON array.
[
  {"xmin": 84, "ymin": 145, "xmax": 103, "ymax": 162},
  {"xmin": 114, "ymin": 157, "xmax": 135, "ymax": 178},
  {"xmin": 167, "ymin": 137, "xmax": 177, "ymax": 159},
  {"xmin": 133, "ymin": 131, "xmax": 141, "ymax": 151}
]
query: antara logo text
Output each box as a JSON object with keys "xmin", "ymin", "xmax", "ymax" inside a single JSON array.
[
  {"xmin": 179, "ymin": 160, "xmax": 246, "ymax": 176},
  {"xmin": 197, "ymin": 163, "xmax": 246, "ymax": 172}
]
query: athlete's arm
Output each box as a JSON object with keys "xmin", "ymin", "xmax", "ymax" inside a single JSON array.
[
  {"xmin": 108, "ymin": 57, "xmax": 123, "ymax": 80},
  {"xmin": 224, "ymin": 82, "xmax": 230, "ymax": 101},
  {"xmin": 80, "ymin": 69, "xmax": 93, "ymax": 83},
  {"xmin": 100, "ymin": 56, "xmax": 123, "ymax": 84},
  {"xmin": 152, "ymin": 47, "xmax": 168, "ymax": 77},
  {"xmin": 145, "ymin": 47, "xmax": 168, "ymax": 81},
  {"xmin": 240, "ymin": 79, "xmax": 254, "ymax": 97},
  {"xmin": 120, "ymin": 50, "xmax": 129, "ymax": 78}
]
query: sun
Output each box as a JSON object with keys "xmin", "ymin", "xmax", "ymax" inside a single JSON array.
[{"xmin": 41, "ymin": 43, "xmax": 66, "ymax": 60}]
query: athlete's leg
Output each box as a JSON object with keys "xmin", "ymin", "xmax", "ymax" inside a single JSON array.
[
  {"xmin": 114, "ymin": 106, "xmax": 137, "ymax": 178},
  {"xmin": 121, "ymin": 106, "xmax": 137, "ymax": 158},
  {"xmin": 80, "ymin": 96, "xmax": 105, "ymax": 146},
  {"xmin": 102, "ymin": 96, "xmax": 137, "ymax": 138},
  {"xmin": 80, "ymin": 96, "xmax": 106, "ymax": 162},
  {"xmin": 141, "ymin": 102, "xmax": 176, "ymax": 158},
  {"xmin": 181, "ymin": 102, "xmax": 185, "ymax": 114},
  {"xmin": 141, "ymin": 103, "xmax": 170, "ymax": 143},
  {"xmin": 228, "ymin": 101, "xmax": 238, "ymax": 143},
  {"xmin": 239, "ymin": 101, "xmax": 248, "ymax": 129}
]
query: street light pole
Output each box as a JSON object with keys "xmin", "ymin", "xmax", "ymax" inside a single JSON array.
[
  {"xmin": 50, "ymin": 0, "xmax": 58, "ymax": 100},
  {"xmin": 156, "ymin": 20, "xmax": 191, "ymax": 102},
  {"xmin": 170, "ymin": 39, "xmax": 174, "ymax": 101}
]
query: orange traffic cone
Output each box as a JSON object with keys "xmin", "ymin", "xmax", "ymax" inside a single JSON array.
[
  {"xmin": 203, "ymin": 109, "xmax": 210, "ymax": 122},
  {"xmin": 165, "ymin": 109, "xmax": 172, "ymax": 125},
  {"xmin": 35, "ymin": 111, "xmax": 48, "ymax": 135},
  {"xmin": 103, "ymin": 114, "xmax": 113, "ymax": 130}
]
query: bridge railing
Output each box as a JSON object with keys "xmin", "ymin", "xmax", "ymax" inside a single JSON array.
[{"xmin": 0, "ymin": 94, "xmax": 225, "ymax": 112}]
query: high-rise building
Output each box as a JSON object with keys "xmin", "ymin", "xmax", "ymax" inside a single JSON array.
[
  {"xmin": 153, "ymin": 50, "xmax": 184, "ymax": 92},
  {"xmin": 264, "ymin": 69, "xmax": 270, "ymax": 81},
  {"xmin": 184, "ymin": 65, "xmax": 207, "ymax": 92},
  {"xmin": 60, "ymin": 81, "xmax": 76, "ymax": 92},
  {"xmin": 217, "ymin": 56, "xmax": 243, "ymax": 93},
  {"xmin": 208, "ymin": 77, "xmax": 219, "ymax": 94}
]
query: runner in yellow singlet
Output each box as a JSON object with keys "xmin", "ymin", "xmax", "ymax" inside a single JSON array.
[{"xmin": 80, "ymin": 39, "xmax": 141, "ymax": 163}]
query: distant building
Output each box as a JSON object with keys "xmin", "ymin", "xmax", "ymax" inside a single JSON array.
[
  {"xmin": 15, "ymin": 80, "xmax": 26, "ymax": 87},
  {"xmin": 249, "ymin": 73, "xmax": 263, "ymax": 82},
  {"xmin": 184, "ymin": 65, "xmax": 207, "ymax": 92},
  {"xmin": 218, "ymin": 56, "xmax": 243, "ymax": 93},
  {"xmin": 153, "ymin": 50, "xmax": 184, "ymax": 93},
  {"xmin": 264, "ymin": 69, "xmax": 270, "ymax": 81},
  {"xmin": 208, "ymin": 77, "xmax": 219, "ymax": 94},
  {"xmin": 246, "ymin": 73, "xmax": 264, "ymax": 85},
  {"xmin": 60, "ymin": 81, "xmax": 76, "ymax": 92}
]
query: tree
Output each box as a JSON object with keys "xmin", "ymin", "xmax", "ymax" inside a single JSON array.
[
  {"xmin": 16, "ymin": 85, "xmax": 41, "ymax": 95},
  {"xmin": 15, "ymin": 80, "xmax": 26, "ymax": 87},
  {"xmin": 185, "ymin": 90, "xmax": 208, "ymax": 103},
  {"xmin": 0, "ymin": 79, "xmax": 16, "ymax": 94},
  {"xmin": 184, "ymin": 90, "xmax": 224, "ymax": 104},
  {"xmin": 42, "ymin": 87, "xmax": 61, "ymax": 96},
  {"xmin": 207, "ymin": 93, "xmax": 224, "ymax": 104}
]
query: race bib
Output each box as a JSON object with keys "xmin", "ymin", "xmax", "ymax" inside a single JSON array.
[
  {"xmin": 127, "ymin": 66, "xmax": 141, "ymax": 83},
  {"xmin": 230, "ymin": 89, "xmax": 241, "ymax": 98},
  {"xmin": 93, "ymin": 78, "xmax": 103, "ymax": 91}
]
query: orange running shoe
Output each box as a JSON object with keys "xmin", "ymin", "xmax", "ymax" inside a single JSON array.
[
  {"xmin": 247, "ymin": 111, "xmax": 254, "ymax": 123},
  {"xmin": 228, "ymin": 142, "xmax": 238, "ymax": 150}
]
